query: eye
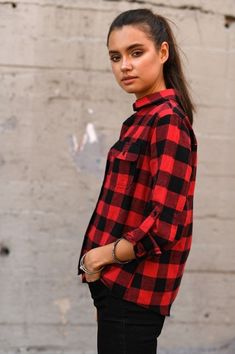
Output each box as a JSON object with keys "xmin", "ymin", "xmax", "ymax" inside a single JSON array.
[
  {"xmin": 110, "ymin": 55, "xmax": 120, "ymax": 62},
  {"xmin": 132, "ymin": 50, "xmax": 143, "ymax": 57}
]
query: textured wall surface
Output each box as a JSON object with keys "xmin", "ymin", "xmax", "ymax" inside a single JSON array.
[{"xmin": 0, "ymin": 0, "xmax": 235, "ymax": 353}]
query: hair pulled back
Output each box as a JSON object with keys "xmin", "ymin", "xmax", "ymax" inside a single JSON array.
[{"xmin": 107, "ymin": 8, "xmax": 195, "ymax": 124}]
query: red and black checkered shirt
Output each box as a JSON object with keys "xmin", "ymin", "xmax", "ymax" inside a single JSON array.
[{"xmin": 78, "ymin": 88, "xmax": 198, "ymax": 316}]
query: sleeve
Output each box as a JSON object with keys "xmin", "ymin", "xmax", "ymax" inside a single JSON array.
[{"xmin": 122, "ymin": 113, "xmax": 193, "ymax": 258}]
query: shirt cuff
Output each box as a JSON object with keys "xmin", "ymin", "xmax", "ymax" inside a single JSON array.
[
  {"xmin": 123, "ymin": 232, "xmax": 162, "ymax": 259},
  {"xmin": 121, "ymin": 207, "xmax": 162, "ymax": 258}
]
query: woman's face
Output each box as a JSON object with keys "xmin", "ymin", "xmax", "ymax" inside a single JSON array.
[{"xmin": 108, "ymin": 25, "xmax": 169, "ymax": 99}]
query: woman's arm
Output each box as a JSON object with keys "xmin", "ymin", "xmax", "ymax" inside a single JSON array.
[
  {"xmin": 121, "ymin": 113, "xmax": 194, "ymax": 257},
  {"xmin": 84, "ymin": 238, "xmax": 136, "ymax": 282}
]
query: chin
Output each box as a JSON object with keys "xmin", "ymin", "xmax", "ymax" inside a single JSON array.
[
  {"xmin": 120, "ymin": 83, "xmax": 147, "ymax": 96},
  {"xmin": 120, "ymin": 85, "xmax": 138, "ymax": 94},
  {"xmin": 124, "ymin": 88, "xmax": 136, "ymax": 94}
]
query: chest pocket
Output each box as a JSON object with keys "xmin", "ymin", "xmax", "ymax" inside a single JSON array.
[{"xmin": 109, "ymin": 140, "xmax": 141, "ymax": 192}]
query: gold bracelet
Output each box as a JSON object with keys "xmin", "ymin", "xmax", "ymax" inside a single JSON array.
[{"xmin": 112, "ymin": 238, "xmax": 132, "ymax": 264}]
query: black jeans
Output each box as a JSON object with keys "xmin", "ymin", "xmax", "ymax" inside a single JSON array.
[{"xmin": 88, "ymin": 278, "xmax": 165, "ymax": 354}]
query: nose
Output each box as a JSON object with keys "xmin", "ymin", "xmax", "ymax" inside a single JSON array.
[{"xmin": 120, "ymin": 57, "xmax": 132, "ymax": 72}]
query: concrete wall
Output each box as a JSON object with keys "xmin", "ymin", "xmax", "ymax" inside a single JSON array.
[{"xmin": 0, "ymin": 0, "xmax": 234, "ymax": 353}]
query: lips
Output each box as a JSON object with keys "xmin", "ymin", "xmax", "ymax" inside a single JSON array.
[
  {"xmin": 121, "ymin": 76, "xmax": 137, "ymax": 81},
  {"xmin": 121, "ymin": 76, "xmax": 138, "ymax": 85}
]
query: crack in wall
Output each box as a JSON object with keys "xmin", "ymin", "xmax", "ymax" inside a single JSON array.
[
  {"xmin": 104, "ymin": 0, "xmax": 214, "ymax": 15},
  {"xmin": 1, "ymin": 0, "xmax": 234, "ymax": 29},
  {"xmin": 0, "ymin": 1, "xmax": 17, "ymax": 7},
  {"xmin": 104, "ymin": 0, "xmax": 235, "ymax": 21},
  {"xmin": 0, "ymin": 0, "xmax": 234, "ymax": 20}
]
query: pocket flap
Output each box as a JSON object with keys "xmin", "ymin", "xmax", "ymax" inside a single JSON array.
[{"xmin": 111, "ymin": 141, "xmax": 140, "ymax": 161}]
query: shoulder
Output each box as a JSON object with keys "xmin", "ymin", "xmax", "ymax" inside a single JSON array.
[
  {"xmin": 149, "ymin": 102, "xmax": 195, "ymax": 146},
  {"xmin": 150, "ymin": 101, "xmax": 189, "ymax": 131},
  {"xmin": 156, "ymin": 100, "xmax": 197, "ymax": 146}
]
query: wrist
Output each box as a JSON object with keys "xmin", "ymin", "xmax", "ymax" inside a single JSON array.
[
  {"xmin": 116, "ymin": 238, "xmax": 136, "ymax": 260},
  {"xmin": 101, "ymin": 239, "xmax": 135, "ymax": 265}
]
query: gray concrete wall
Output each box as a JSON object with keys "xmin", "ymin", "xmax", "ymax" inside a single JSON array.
[{"xmin": 0, "ymin": 0, "xmax": 234, "ymax": 353}]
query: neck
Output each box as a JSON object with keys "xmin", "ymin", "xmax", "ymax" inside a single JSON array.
[{"xmin": 135, "ymin": 78, "xmax": 166, "ymax": 99}]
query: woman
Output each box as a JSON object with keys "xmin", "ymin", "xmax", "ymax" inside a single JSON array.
[{"xmin": 78, "ymin": 8, "xmax": 197, "ymax": 354}]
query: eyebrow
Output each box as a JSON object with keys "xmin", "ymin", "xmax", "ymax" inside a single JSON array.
[{"xmin": 108, "ymin": 43, "xmax": 145, "ymax": 54}]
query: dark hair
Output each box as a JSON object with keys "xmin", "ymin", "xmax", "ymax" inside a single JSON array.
[{"xmin": 107, "ymin": 8, "xmax": 195, "ymax": 124}]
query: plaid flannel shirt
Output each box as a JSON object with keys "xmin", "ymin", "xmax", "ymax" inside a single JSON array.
[{"xmin": 78, "ymin": 88, "xmax": 198, "ymax": 316}]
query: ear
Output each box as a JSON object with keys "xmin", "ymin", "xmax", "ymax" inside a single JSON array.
[{"xmin": 159, "ymin": 41, "xmax": 169, "ymax": 64}]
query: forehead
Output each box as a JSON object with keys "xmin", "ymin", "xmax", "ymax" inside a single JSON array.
[{"xmin": 108, "ymin": 25, "xmax": 153, "ymax": 51}]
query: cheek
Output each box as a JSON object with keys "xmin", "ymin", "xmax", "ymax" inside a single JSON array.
[
  {"xmin": 111, "ymin": 64, "xmax": 121, "ymax": 80},
  {"xmin": 139, "ymin": 56, "xmax": 161, "ymax": 78}
]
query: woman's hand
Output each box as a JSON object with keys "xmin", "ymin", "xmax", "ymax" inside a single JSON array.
[
  {"xmin": 85, "ymin": 271, "xmax": 102, "ymax": 283},
  {"xmin": 83, "ymin": 239, "xmax": 135, "ymax": 282},
  {"xmin": 83, "ymin": 249, "xmax": 103, "ymax": 283}
]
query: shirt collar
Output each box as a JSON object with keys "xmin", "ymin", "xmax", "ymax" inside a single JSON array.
[{"xmin": 133, "ymin": 88, "xmax": 180, "ymax": 111}]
